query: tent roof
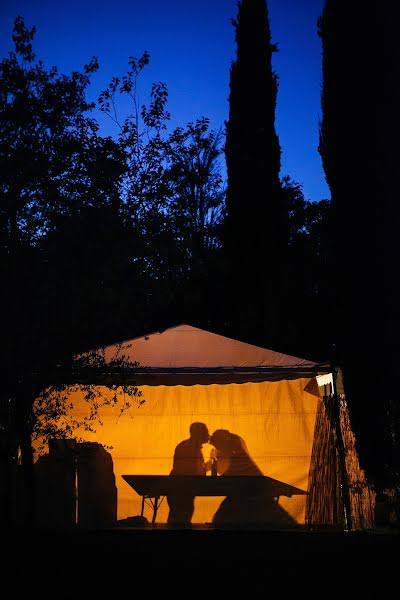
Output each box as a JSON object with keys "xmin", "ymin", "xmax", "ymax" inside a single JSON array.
[
  {"xmin": 103, "ymin": 324, "xmax": 315, "ymax": 369},
  {"xmin": 95, "ymin": 324, "xmax": 330, "ymax": 385}
]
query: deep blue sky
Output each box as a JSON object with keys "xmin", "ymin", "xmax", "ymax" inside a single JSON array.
[{"xmin": 0, "ymin": 0, "xmax": 330, "ymax": 201}]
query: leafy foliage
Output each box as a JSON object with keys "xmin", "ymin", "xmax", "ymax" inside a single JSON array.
[
  {"xmin": 32, "ymin": 344, "xmax": 145, "ymax": 455},
  {"xmin": 97, "ymin": 54, "xmax": 226, "ymax": 328},
  {"xmin": 0, "ymin": 17, "xmax": 144, "ymax": 525}
]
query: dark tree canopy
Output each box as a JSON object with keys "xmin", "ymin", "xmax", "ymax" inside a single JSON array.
[
  {"xmin": 282, "ymin": 177, "xmax": 332, "ymax": 362},
  {"xmin": 0, "ymin": 17, "xmax": 144, "ymax": 527}
]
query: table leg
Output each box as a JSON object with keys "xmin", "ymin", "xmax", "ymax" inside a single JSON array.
[{"xmin": 152, "ymin": 496, "xmax": 160, "ymax": 524}]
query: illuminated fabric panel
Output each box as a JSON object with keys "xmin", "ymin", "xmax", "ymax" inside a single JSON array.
[{"xmin": 53, "ymin": 378, "xmax": 320, "ymax": 526}]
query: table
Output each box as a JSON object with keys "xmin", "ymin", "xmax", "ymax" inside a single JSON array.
[{"xmin": 122, "ymin": 474, "xmax": 307, "ymax": 524}]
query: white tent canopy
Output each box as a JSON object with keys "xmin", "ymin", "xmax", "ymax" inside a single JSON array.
[
  {"xmin": 103, "ymin": 323, "xmax": 318, "ymax": 369},
  {"xmin": 97, "ymin": 324, "xmax": 329, "ymax": 385},
  {"xmin": 37, "ymin": 324, "xmax": 372, "ymax": 530}
]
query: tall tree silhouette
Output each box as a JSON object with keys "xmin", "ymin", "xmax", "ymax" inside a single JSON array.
[
  {"xmin": 318, "ymin": 0, "xmax": 399, "ymax": 517},
  {"xmin": 223, "ymin": 0, "xmax": 288, "ymax": 348}
]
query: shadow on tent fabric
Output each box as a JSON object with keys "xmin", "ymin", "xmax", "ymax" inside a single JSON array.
[{"xmin": 210, "ymin": 429, "xmax": 300, "ymax": 529}]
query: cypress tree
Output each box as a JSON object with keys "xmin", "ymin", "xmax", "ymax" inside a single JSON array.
[
  {"xmin": 224, "ymin": 0, "xmax": 288, "ymax": 348},
  {"xmin": 318, "ymin": 0, "xmax": 399, "ymax": 514}
]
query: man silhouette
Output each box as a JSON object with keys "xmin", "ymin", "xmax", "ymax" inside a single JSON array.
[{"xmin": 167, "ymin": 422, "xmax": 210, "ymax": 526}]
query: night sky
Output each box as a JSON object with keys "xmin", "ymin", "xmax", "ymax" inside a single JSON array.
[{"xmin": 0, "ymin": 0, "xmax": 330, "ymax": 202}]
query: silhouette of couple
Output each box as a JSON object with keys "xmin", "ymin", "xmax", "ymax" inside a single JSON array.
[{"xmin": 167, "ymin": 422, "xmax": 298, "ymax": 528}]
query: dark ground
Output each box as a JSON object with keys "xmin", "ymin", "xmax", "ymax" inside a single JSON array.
[{"xmin": 3, "ymin": 525, "xmax": 399, "ymax": 598}]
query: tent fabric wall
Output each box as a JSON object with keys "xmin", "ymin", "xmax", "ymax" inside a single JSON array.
[
  {"xmin": 55, "ymin": 377, "xmax": 321, "ymax": 526},
  {"xmin": 36, "ymin": 324, "xmax": 359, "ymax": 528}
]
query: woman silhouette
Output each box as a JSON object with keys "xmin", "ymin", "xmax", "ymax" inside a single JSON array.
[{"xmin": 210, "ymin": 429, "xmax": 298, "ymax": 528}]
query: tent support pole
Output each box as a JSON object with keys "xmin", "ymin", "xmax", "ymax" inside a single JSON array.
[{"xmin": 331, "ymin": 366, "xmax": 353, "ymax": 531}]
